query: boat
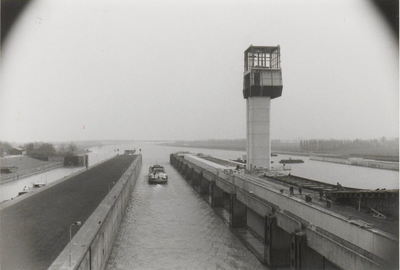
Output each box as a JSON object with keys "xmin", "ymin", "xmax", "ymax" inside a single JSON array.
[
  {"xmin": 148, "ymin": 164, "xmax": 168, "ymax": 184},
  {"xmin": 124, "ymin": 149, "xmax": 136, "ymax": 155},
  {"xmin": 279, "ymin": 158, "xmax": 304, "ymax": 164},
  {"xmin": 18, "ymin": 186, "xmax": 30, "ymax": 196},
  {"xmin": 18, "ymin": 190, "xmax": 29, "ymax": 196},
  {"xmin": 33, "ymin": 182, "xmax": 46, "ymax": 188}
]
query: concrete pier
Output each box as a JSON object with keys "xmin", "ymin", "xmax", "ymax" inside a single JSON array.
[{"xmin": 170, "ymin": 152, "xmax": 399, "ymax": 270}]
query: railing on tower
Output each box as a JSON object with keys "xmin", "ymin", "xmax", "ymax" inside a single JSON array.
[{"xmin": 244, "ymin": 45, "xmax": 281, "ymax": 72}]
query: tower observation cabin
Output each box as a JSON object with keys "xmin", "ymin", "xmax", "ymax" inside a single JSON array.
[{"xmin": 243, "ymin": 45, "xmax": 283, "ymax": 99}]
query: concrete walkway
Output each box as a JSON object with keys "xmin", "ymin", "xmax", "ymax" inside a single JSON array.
[{"xmin": 1, "ymin": 155, "xmax": 137, "ymax": 270}]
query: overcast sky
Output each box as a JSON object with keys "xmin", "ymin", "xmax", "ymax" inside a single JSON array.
[{"xmin": 1, "ymin": 0, "xmax": 398, "ymax": 143}]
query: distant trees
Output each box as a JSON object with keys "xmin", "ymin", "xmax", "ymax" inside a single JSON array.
[
  {"xmin": 0, "ymin": 141, "xmax": 13, "ymax": 156},
  {"xmin": 24, "ymin": 141, "xmax": 79, "ymax": 157},
  {"xmin": 2, "ymin": 141, "xmax": 80, "ymax": 158},
  {"xmin": 24, "ymin": 142, "xmax": 56, "ymax": 157},
  {"xmin": 300, "ymin": 137, "xmax": 399, "ymax": 152},
  {"xmin": 38, "ymin": 143, "xmax": 57, "ymax": 156},
  {"xmin": 172, "ymin": 139, "xmax": 246, "ymax": 150},
  {"xmin": 24, "ymin": 142, "xmax": 35, "ymax": 154},
  {"xmin": 68, "ymin": 142, "xmax": 77, "ymax": 154},
  {"xmin": 57, "ymin": 142, "xmax": 77, "ymax": 157},
  {"xmin": 271, "ymin": 140, "xmax": 301, "ymax": 152}
]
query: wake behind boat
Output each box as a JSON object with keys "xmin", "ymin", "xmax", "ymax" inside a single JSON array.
[{"xmin": 148, "ymin": 164, "xmax": 168, "ymax": 184}]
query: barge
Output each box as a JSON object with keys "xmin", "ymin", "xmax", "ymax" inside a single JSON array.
[{"xmin": 148, "ymin": 164, "xmax": 168, "ymax": 184}]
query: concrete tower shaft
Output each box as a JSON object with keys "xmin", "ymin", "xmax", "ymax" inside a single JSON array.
[
  {"xmin": 243, "ymin": 45, "xmax": 283, "ymax": 171},
  {"xmin": 246, "ymin": 97, "xmax": 271, "ymax": 169}
]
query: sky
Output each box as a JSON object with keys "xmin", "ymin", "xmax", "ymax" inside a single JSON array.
[{"xmin": 1, "ymin": 0, "xmax": 398, "ymax": 143}]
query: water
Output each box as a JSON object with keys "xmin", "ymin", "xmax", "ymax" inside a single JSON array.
[
  {"xmin": 106, "ymin": 142, "xmax": 267, "ymax": 270},
  {"xmin": 269, "ymin": 155, "xmax": 399, "ymax": 190}
]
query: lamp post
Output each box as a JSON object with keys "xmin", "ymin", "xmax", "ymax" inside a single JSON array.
[{"xmin": 69, "ymin": 221, "xmax": 82, "ymax": 267}]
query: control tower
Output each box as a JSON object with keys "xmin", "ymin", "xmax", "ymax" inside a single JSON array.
[{"xmin": 243, "ymin": 45, "xmax": 283, "ymax": 171}]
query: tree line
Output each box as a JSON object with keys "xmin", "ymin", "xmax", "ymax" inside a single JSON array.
[
  {"xmin": 300, "ymin": 137, "xmax": 398, "ymax": 152},
  {"xmin": 166, "ymin": 139, "xmax": 246, "ymax": 150},
  {"xmin": 1, "ymin": 141, "xmax": 77, "ymax": 157}
]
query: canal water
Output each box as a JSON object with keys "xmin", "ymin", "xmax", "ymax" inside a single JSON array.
[
  {"xmin": 105, "ymin": 142, "xmax": 268, "ymax": 270},
  {"xmin": 270, "ymin": 155, "xmax": 399, "ymax": 190}
]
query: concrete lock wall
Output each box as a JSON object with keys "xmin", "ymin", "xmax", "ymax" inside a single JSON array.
[
  {"xmin": 306, "ymin": 228, "xmax": 381, "ymax": 270},
  {"xmin": 223, "ymin": 164, "xmax": 396, "ymax": 267},
  {"xmin": 247, "ymin": 208, "xmax": 265, "ymax": 241},
  {"xmin": 49, "ymin": 155, "xmax": 142, "ymax": 270},
  {"xmin": 171, "ymin": 153, "xmax": 398, "ymax": 268},
  {"xmin": 233, "ymin": 174, "xmax": 398, "ymax": 265}
]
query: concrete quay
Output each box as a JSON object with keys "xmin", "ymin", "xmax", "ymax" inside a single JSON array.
[
  {"xmin": 170, "ymin": 152, "xmax": 399, "ymax": 270},
  {"xmin": 1, "ymin": 154, "xmax": 141, "ymax": 270}
]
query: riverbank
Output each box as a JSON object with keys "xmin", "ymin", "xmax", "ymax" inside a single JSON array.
[{"xmin": 310, "ymin": 156, "xmax": 399, "ymax": 171}]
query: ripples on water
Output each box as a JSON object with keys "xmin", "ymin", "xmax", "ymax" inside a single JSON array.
[{"xmin": 106, "ymin": 147, "xmax": 268, "ymax": 270}]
